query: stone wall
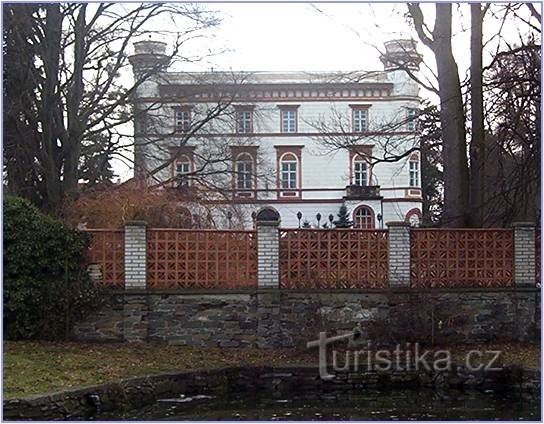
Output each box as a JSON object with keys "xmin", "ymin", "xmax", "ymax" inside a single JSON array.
[{"xmin": 73, "ymin": 287, "xmax": 539, "ymax": 347}]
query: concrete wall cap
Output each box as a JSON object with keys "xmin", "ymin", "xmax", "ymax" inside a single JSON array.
[
  {"xmin": 386, "ymin": 221, "xmax": 411, "ymax": 228},
  {"xmin": 124, "ymin": 220, "xmax": 148, "ymax": 227},
  {"xmin": 511, "ymin": 222, "xmax": 537, "ymax": 228}
]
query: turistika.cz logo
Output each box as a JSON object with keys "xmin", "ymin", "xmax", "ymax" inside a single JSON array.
[{"xmin": 307, "ymin": 331, "xmax": 502, "ymax": 381}]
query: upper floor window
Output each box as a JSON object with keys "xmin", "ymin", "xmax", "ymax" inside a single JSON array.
[
  {"xmin": 352, "ymin": 107, "xmax": 368, "ymax": 132},
  {"xmin": 280, "ymin": 108, "xmax": 298, "ymax": 133},
  {"xmin": 409, "ymin": 154, "xmax": 419, "ymax": 186},
  {"xmin": 175, "ymin": 155, "xmax": 192, "ymax": 187},
  {"xmin": 235, "ymin": 153, "xmax": 254, "ymax": 190},
  {"xmin": 353, "ymin": 155, "xmax": 369, "ymax": 186},
  {"xmin": 174, "ymin": 107, "xmax": 191, "ymax": 133},
  {"xmin": 236, "ymin": 109, "xmax": 253, "ymax": 134},
  {"xmin": 280, "ymin": 153, "xmax": 298, "ymax": 189},
  {"xmin": 353, "ymin": 205, "xmax": 375, "ymax": 229},
  {"xmin": 407, "ymin": 108, "xmax": 418, "ymax": 131}
]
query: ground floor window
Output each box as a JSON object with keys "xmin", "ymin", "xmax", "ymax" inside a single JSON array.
[{"xmin": 353, "ymin": 205, "xmax": 375, "ymax": 229}]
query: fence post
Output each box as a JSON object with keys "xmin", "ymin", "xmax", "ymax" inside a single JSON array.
[
  {"xmin": 513, "ymin": 222, "xmax": 536, "ymax": 286},
  {"xmin": 255, "ymin": 207, "xmax": 281, "ymax": 288},
  {"xmin": 123, "ymin": 220, "xmax": 148, "ymax": 342},
  {"xmin": 387, "ymin": 221, "xmax": 411, "ymax": 287},
  {"xmin": 124, "ymin": 220, "xmax": 147, "ymax": 290}
]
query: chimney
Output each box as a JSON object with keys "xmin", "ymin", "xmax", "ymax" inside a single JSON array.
[
  {"xmin": 380, "ymin": 39, "xmax": 422, "ymax": 71},
  {"xmin": 128, "ymin": 40, "xmax": 169, "ymax": 75}
]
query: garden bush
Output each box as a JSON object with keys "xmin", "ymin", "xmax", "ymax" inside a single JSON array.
[{"xmin": 3, "ymin": 196, "xmax": 103, "ymax": 340}]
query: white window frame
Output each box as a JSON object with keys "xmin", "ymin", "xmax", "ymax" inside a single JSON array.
[
  {"xmin": 353, "ymin": 206, "xmax": 375, "ymax": 229},
  {"xmin": 281, "ymin": 109, "xmax": 297, "ymax": 133},
  {"xmin": 235, "ymin": 153, "xmax": 254, "ymax": 190},
  {"xmin": 353, "ymin": 156, "xmax": 369, "ymax": 186},
  {"xmin": 409, "ymin": 158, "xmax": 419, "ymax": 187},
  {"xmin": 407, "ymin": 108, "xmax": 418, "ymax": 131},
  {"xmin": 280, "ymin": 153, "xmax": 298, "ymax": 189},
  {"xmin": 352, "ymin": 108, "xmax": 368, "ymax": 133},
  {"xmin": 175, "ymin": 155, "xmax": 192, "ymax": 186},
  {"xmin": 175, "ymin": 109, "xmax": 191, "ymax": 133},
  {"xmin": 236, "ymin": 110, "xmax": 253, "ymax": 134}
]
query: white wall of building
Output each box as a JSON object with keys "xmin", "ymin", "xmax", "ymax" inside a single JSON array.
[{"xmin": 132, "ymin": 41, "xmax": 424, "ymax": 229}]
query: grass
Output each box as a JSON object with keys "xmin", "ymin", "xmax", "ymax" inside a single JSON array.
[{"xmin": 3, "ymin": 341, "xmax": 540, "ymax": 399}]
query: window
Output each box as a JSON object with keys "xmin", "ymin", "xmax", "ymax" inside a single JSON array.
[
  {"xmin": 353, "ymin": 206, "xmax": 375, "ymax": 229},
  {"xmin": 236, "ymin": 153, "xmax": 254, "ymax": 190},
  {"xmin": 352, "ymin": 108, "xmax": 368, "ymax": 132},
  {"xmin": 409, "ymin": 155, "xmax": 419, "ymax": 186},
  {"xmin": 280, "ymin": 153, "xmax": 298, "ymax": 189},
  {"xmin": 236, "ymin": 110, "xmax": 253, "ymax": 134},
  {"xmin": 175, "ymin": 155, "xmax": 192, "ymax": 186},
  {"xmin": 405, "ymin": 208, "xmax": 422, "ymax": 227},
  {"xmin": 175, "ymin": 108, "xmax": 191, "ymax": 133},
  {"xmin": 281, "ymin": 109, "xmax": 297, "ymax": 133},
  {"xmin": 407, "ymin": 108, "xmax": 418, "ymax": 131},
  {"xmin": 353, "ymin": 155, "xmax": 369, "ymax": 186}
]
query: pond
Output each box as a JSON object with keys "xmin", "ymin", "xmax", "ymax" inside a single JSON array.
[{"xmin": 96, "ymin": 388, "xmax": 539, "ymax": 421}]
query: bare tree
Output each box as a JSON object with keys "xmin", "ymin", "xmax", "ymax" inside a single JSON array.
[
  {"xmin": 407, "ymin": 3, "xmax": 469, "ymax": 227},
  {"xmin": 3, "ymin": 3, "xmax": 225, "ymax": 214}
]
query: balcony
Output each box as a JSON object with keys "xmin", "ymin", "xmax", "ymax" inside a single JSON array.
[{"xmin": 344, "ymin": 184, "xmax": 381, "ymax": 200}]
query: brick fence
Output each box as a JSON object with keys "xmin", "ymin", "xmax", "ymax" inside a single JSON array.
[
  {"xmin": 79, "ymin": 213, "xmax": 540, "ymax": 345},
  {"xmin": 85, "ymin": 215, "xmax": 540, "ymax": 291}
]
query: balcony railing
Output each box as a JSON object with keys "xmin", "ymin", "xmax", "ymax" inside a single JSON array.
[{"xmin": 344, "ymin": 184, "xmax": 381, "ymax": 199}]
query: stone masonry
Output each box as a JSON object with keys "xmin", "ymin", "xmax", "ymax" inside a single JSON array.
[
  {"xmin": 73, "ymin": 218, "xmax": 540, "ymax": 347},
  {"xmin": 513, "ymin": 222, "xmax": 537, "ymax": 286},
  {"xmin": 387, "ymin": 222, "xmax": 411, "ymax": 286},
  {"xmin": 124, "ymin": 221, "xmax": 147, "ymax": 290},
  {"xmin": 74, "ymin": 288, "xmax": 540, "ymax": 346}
]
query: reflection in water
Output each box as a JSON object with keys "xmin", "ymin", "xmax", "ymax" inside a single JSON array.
[{"xmin": 97, "ymin": 388, "xmax": 539, "ymax": 420}]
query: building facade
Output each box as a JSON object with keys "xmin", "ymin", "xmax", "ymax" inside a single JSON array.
[{"xmin": 130, "ymin": 39, "xmax": 423, "ymax": 229}]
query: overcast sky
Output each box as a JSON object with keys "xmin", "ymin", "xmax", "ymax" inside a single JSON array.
[{"xmin": 114, "ymin": 2, "xmax": 539, "ymax": 180}]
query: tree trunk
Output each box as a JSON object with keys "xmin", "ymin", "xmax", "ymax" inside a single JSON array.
[
  {"xmin": 469, "ymin": 3, "xmax": 486, "ymax": 227},
  {"xmin": 64, "ymin": 4, "xmax": 87, "ymax": 201},
  {"xmin": 41, "ymin": 4, "xmax": 64, "ymax": 213},
  {"xmin": 433, "ymin": 4, "xmax": 470, "ymax": 227}
]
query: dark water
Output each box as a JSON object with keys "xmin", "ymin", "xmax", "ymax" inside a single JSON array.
[{"xmin": 97, "ymin": 388, "xmax": 540, "ymax": 421}]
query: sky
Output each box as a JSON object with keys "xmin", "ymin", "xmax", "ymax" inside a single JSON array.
[{"xmin": 113, "ymin": 2, "xmax": 540, "ymax": 180}]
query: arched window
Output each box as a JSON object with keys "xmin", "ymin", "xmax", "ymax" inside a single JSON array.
[
  {"xmin": 353, "ymin": 205, "xmax": 375, "ymax": 229},
  {"xmin": 405, "ymin": 208, "xmax": 422, "ymax": 227},
  {"xmin": 175, "ymin": 155, "xmax": 192, "ymax": 187},
  {"xmin": 236, "ymin": 153, "xmax": 254, "ymax": 190},
  {"xmin": 353, "ymin": 155, "xmax": 369, "ymax": 186},
  {"xmin": 409, "ymin": 153, "xmax": 420, "ymax": 187},
  {"xmin": 280, "ymin": 153, "xmax": 298, "ymax": 189}
]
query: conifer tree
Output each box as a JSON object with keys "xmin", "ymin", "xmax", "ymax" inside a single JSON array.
[{"xmin": 333, "ymin": 204, "xmax": 353, "ymax": 228}]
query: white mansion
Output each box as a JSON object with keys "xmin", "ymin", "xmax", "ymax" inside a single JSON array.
[{"xmin": 130, "ymin": 39, "xmax": 423, "ymax": 229}]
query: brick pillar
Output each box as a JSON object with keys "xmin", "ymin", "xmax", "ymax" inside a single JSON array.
[
  {"xmin": 255, "ymin": 207, "xmax": 281, "ymax": 288},
  {"xmin": 513, "ymin": 222, "xmax": 536, "ymax": 287},
  {"xmin": 124, "ymin": 220, "xmax": 147, "ymax": 290},
  {"xmin": 123, "ymin": 221, "xmax": 148, "ymax": 342},
  {"xmin": 387, "ymin": 221, "xmax": 411, "ymax": 287}
]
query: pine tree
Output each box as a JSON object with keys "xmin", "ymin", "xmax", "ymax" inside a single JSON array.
[{"xmin": 333, "ymin": 204, "xmax": 353, "ymax": 228}]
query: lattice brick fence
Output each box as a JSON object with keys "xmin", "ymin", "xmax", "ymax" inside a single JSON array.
[
  {"xmin": 410, "ymin": 229, "xmax": 514, "ymax": 288},
  {"xmin": 279, "ymin": 229, "xmax": 388, "ymax": 289},
  {"xmin": 147, "ymin": 229, "xmax": 257, "ymax": 289},
  {"xmin": 85, "ymin": 229, "xmax": 125, "ymax": 288}
]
